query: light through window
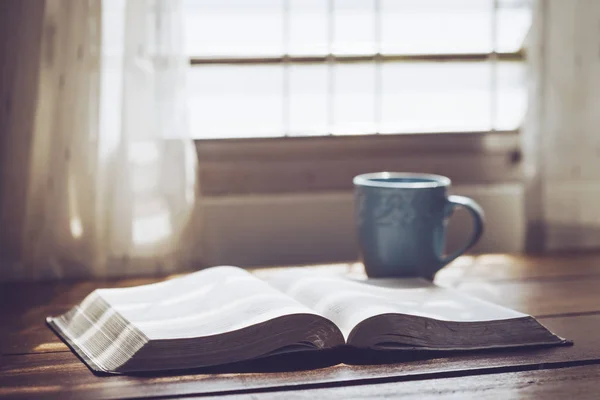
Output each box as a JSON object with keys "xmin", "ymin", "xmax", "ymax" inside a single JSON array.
[{"xmin": 184, "ymin": 0, "xmax": 531, "ymax": 139}]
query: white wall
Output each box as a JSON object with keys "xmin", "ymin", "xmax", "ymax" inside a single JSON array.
[
  {"xmin": 199, "ymin": 184, "xmax": 524, "ymax": 267},
  {"xmin": 525, "ymin": 0, "xmax": 600, "ymax": 250}
]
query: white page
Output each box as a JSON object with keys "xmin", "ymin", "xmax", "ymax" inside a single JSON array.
[
  {"xmin": 267, "ymin": 269, "xmax": 526, "ymax": 339},
  {"xmin": 97, "ymin": 266, "xmax": 317, "ymax": 340}
]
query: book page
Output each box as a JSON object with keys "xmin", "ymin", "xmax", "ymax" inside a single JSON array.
[
  {"xmin": 266, "ymin": 269, "xmax": 527, "ymax": 339},
  {"xmin": 97, "ymin": 266, "xmax": 318, "ymax": 340}
]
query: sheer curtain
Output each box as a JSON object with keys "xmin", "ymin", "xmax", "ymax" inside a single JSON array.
[{"xmin": 14, "ymin": 0, "xmax": 198, "ymax": 280}]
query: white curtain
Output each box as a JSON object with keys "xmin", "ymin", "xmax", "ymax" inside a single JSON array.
[{"xmin": 13, "ymin": 0, "xmax": 198, "ymax": 280}]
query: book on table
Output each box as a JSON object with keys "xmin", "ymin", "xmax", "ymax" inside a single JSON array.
[{"xmin": 47, "ymin": 266, "xmax": 569, "ymax": 374}]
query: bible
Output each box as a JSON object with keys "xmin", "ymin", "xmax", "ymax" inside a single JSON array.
[{"xmin": 47, "ymin": 266, "xmax": 568, "ymax": 374}]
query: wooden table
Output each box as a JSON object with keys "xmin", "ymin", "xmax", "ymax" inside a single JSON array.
[{"xmin": 2, "ymin": 253, "xmax": 600, "ymax": 399}]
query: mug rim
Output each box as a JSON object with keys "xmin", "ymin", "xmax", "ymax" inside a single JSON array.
[{"xmin": 353, "ymin": 172, "xmax": 451, "ymax": 189}]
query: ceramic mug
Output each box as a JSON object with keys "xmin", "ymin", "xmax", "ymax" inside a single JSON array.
[{"xmin": 354, "ymin": 172, "xmax": 484, "ymax": 279}]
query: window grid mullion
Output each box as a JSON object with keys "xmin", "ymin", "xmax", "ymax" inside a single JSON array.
[
  {"xmin": 327, "ymin": 0, "xmax": 335, "ymax": 135},
  {"xmin": 185, "ymin": 1, "xmax": 530, "ymax": 139},
  {"xmin": 491, "ymin": 0, "xmax": 499, "ymax": 131},
  {"xmin": 374, "ymin": 0, "xmax": 382, "ymax": 134},
  {"xmin": 190, "ymin": 52, "xmax": 524, "ymax": 66},
  {"xmin": 283, "ymin": 0, "xmax": 291, "ymax": 137}
]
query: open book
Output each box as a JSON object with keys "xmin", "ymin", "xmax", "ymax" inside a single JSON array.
[{"xmin": 47, "ymin": 266, "xmax": 568, "ymax": 374}]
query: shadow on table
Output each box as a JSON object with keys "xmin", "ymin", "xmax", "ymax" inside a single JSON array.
[
  {"xmin": 125, "ymin": 344, "xmax": 568, "ymax": 377},
  {"xmin": 128, "ymin": 348, "xmax": 437, "ymax": 377},
  {"xmin": 128, "ymin": 349, "xmax": 343, "ymax": 377}
]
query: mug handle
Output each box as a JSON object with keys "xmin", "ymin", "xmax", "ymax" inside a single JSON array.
[{"xmin": 439, "ymin": 195, "xmax": 485, "ymax": 267}]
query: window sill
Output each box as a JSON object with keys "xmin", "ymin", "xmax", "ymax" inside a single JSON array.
[{"xmin": 195, "ymin": 130, "xmax": 522, "ymax": 196}]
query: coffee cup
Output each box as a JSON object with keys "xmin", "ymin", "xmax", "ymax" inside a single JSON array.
[{"xmin": 354, "ymin": 172, "xmax": 484, "ymax": 279}]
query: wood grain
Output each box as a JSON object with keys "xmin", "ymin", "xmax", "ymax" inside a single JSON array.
[
  {"xmin": 3, "ymin": 255, "xmax": 600, "ymax": 398},
  {"xmin": 445, "ymin": 252, "xmax": 600, "ymax": 282},
  {"xmin": 211, "ymin": 364, "xmax": 600, "ymax": 400},
  {"xmin": 457, "ymin": 276, "xmax": 600, "ymax": 317},
  {"xmin": 0, "ymin": 314, "xmax": 597, "ymax": 399},
  {"xmin": 4, "ymin": 260, "xmax": 600, "ymax": 356},
  {"xmin": 253, "ymin": 253, "xmax": 600, "ymax": 286},
  {"xmin": 0, "ymin": 277, "xmax": 172, "ymax": 355}
]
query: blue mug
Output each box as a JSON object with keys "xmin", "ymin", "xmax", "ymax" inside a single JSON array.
[{"xmin": 354, "ymin": 172, "xmax": 484, "ymax": 279}]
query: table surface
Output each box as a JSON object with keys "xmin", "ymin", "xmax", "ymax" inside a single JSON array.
[{"xmin": 2, "ymin": 253, "xmax": 600, "ymax": 399}]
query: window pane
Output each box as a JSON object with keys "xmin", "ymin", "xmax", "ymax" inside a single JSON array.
[
  {"xmin": 333, "ymin": 0, "xmax": 377, "ymax": 54},
  {"xmin": 189, "ymin": 65, "xmax": 283, "ymax": 138},
  {"xmin": 185, "ymin": 0, "xmax": 530, "ymax": 57},
  {"xmin": 381, "ymin": 62, "xmax": 492, "ymax": 133},
  {"xmin": 183, "ymin": 0, "xmax": 531, "ymax": 138},
  {"xmin": 184, "ymin": 0, "xmax": 283, "ymax": 56},
  {"xmin": 289, "ymin": 0, "xmax": 328, "ymax": 55},
  {"xmin": 496, "ymin": 62, "xmax": 526, "ymax": 130},
  {"xmin": 382, "ymin": 0, "xmax": 493, "ymax": 54},
  {"xmin": 333, "ymin": 63, "xmax": 376, "ymax": 134},
  {"xmin": 496, "ymin": 0, "xmax": 532, "ymax": 52},
  {"xmin": 288, "ymin": 65, "xmax": 328, "ymax": 135}
]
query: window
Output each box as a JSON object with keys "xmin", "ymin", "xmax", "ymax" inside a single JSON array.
[
  {"xmin": 182, "ymin": 0, "xmax": 529, "ymax": 264},
  {"xmin": 183, "ymin": 0, "xmax": 531, "ymax": 139}
]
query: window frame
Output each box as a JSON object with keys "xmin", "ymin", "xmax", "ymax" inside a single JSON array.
[
  {"xmin": 189, "ymin": 41, "xmax": 526, "ymax": 197},
  {"xmin": 190, "ymin": 50, "xmax": 524, "ymax": 65},
  {"xmin": 184, "ymin": 2, "xmax": 530, "ymax": 265}
]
